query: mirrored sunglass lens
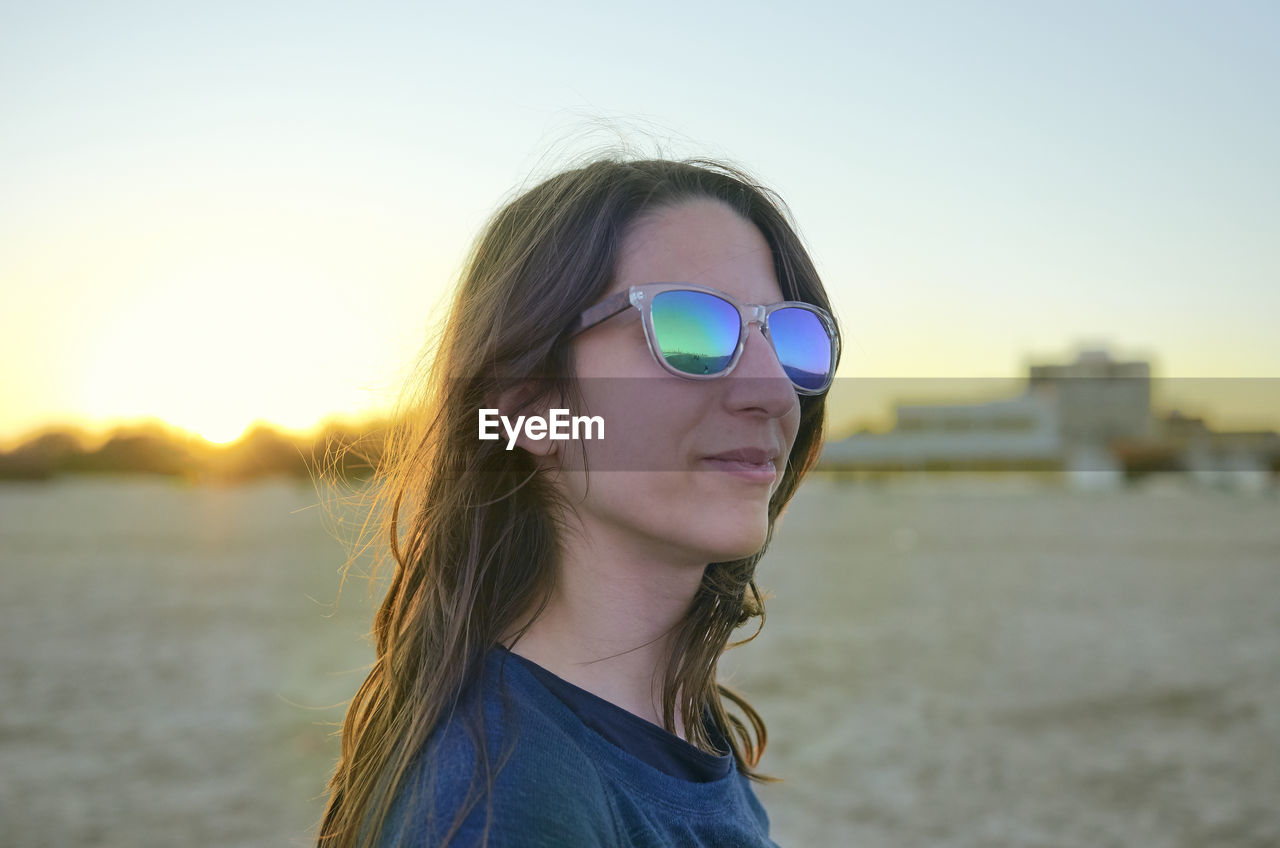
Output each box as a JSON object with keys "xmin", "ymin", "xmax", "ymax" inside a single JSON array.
[
  {"xmin": 770, "ymin": 307, "xmax": 833, "ymax": 391},
  {"xmin": 650, "ymin": 290, "xmax": 740, "ymax": 375}
]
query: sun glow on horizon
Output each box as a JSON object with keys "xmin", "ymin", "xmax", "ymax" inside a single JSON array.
[
  {"xmin": 70, "ymin": 255, "xmax": 371, "ymax": 447},
  {"xmin": 193, "ymin": 419, "xmax": 251, "ymax": 446}
]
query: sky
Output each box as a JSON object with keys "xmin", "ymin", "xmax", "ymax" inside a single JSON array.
[{"xmin": 2, "ymin": 0, "xmax": 1277, "ymax": 447}]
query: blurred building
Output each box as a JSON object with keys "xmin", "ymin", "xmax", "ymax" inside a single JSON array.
[
  {"xmin": 1027, "ymin": 347, "xmax": 1153, "ymax": 446},
  {"xmin": 819, "ymin": 347, "xmax": 1279, "ymax": 485},
  {"xmin": 820, "ymin": 392, "xmax": 1063, "ymax": 471}
]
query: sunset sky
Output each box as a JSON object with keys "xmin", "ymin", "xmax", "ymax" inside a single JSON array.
[{"xmin": 3, "ymin": 1, "xmax": 1277, "ymax": 448}]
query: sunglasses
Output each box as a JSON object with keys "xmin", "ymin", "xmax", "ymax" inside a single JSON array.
[{"xmin": 565, "ymin": 282, "xmax": 839, "ymax": 395}]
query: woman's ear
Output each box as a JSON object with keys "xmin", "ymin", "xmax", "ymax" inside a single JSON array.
[{"xmin": 489, "ymin": 381, "xmax": 563, "ymax": 459}]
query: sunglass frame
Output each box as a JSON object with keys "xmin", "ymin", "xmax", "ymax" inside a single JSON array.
[{"xmin": 565, "ymin": 282, "xmax": 840, "ymax": 395}]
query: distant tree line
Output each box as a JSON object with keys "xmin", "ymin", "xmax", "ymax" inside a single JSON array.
[{"xmin": 0, "ymin": 422, "xmax": 388, "ymax": 485}]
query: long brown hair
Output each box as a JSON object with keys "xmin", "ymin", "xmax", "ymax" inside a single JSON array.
[{"xmin": 314, "ymin": 153, "xmax": 842, "ymax": 847}]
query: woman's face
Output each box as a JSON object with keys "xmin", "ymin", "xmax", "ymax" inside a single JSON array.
[{"xmin": 550, "ymin": 198, "xmax": 803, "ymax": 567}]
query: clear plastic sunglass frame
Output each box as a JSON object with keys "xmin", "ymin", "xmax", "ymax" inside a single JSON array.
[{"xmin": 565, "ymin": 282, "xmax": 840, "ymax": 395}]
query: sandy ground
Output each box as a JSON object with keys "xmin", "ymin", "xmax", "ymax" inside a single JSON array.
[{"xmin": 1, "ymin": 473, "xmax": 1277, "ymax": 847}]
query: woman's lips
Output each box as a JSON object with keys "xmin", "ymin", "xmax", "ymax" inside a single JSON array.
[{"xmin": 699, "ymin": 457, "xmax": 777, "ymax": 483}]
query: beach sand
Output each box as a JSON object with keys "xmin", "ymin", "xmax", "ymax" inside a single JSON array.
[{"xmin": 1, "ymin": 474, "xmax": 1277, "ymax": 847}]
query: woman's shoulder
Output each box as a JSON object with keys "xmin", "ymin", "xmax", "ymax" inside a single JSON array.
[
  {"xmin": 413, "ymin": 655, "xmax": 606, "ymax": 791},
  {"xmin": 376, "ymin": 651, "xmax": 618, "ymax": 846}
]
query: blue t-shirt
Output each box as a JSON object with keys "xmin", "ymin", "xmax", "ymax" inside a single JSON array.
[
  {"xmin": 376, "ymin": 645, "xmax": 780, "ymax": 847},
  {"xmin": 498, "ymin": 646, "xmax": 733, "ymax": 783}
]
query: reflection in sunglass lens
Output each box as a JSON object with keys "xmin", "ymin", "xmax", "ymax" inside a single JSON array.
[
  {"xmin": 650, "ymin": 290, "xmax": 739, "ymax": 375},
  {"xmin": 650, "ymin": 289, "xmax": 835, "ymax": 392},
  {"xmin": 769, "ymin": 306, "xmax": 833, "ymax": 392}
]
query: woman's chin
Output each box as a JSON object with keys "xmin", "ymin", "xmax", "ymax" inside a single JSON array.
[{"xmin": 699, "ymin": 524, "xmax": 769, "ymax": 562}]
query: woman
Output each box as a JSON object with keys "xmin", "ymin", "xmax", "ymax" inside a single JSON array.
[{"xmin": 315, "ymin": 153, "xmax": 841, "ymax": 847}]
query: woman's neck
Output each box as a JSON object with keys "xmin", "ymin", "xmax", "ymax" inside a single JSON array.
[{"xmin": 498, "ymin": 536, "xmax": 708, "ymax": 742}]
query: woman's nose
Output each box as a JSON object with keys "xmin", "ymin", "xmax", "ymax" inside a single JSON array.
[{"xmin": 726, "ymin": 322, "xmax": 797, "ymax": 411}]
